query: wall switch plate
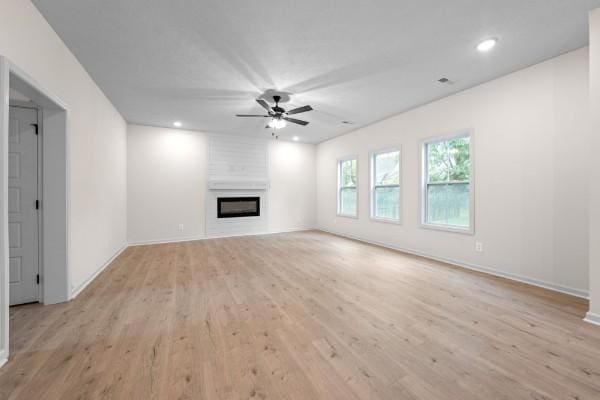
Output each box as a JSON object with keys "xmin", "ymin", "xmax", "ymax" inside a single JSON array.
[
  {"xmin": 475, "ymin": 242, "xmax": 483, "ymax": 253},
  {"xmin": 178, "ymin": 224, "xmax": 184, "ymax": 231}
]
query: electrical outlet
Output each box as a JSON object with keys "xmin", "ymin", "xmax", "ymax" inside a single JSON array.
[
  {"xmin": 178, "ymin": 224, "xmax": 184, "ymax": 231},
  {"xmin": 475, "ymin": 242, "xmax": 484, "ymax": 253}
]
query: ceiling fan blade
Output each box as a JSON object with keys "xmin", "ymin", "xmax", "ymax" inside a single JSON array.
[
  {"xmin": 283, "ymin": 117, "xmax": 309, "ymax": 126},
  {"xmin": 236, "ymin": 114, "xmax": 270, "ymax": 117},
  {"xmin": 256, "ymin": 98, "xmax": 271, "ymax": 111},
  {"xmin": 286, "ymin": 105, "xmax": 313, "ymax": 115}
]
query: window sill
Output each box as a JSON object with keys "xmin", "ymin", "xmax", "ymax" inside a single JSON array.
[
  {"xmin": 420, "ymin": 222, "xmax": 474, "ymax": 235},
  {"xmin": 370, "ymin": 217, "xmax": 402, "ymax": 225},
  {"xmin": 337, "ymin": 213, "xmax": 358, "ymax": 220}
]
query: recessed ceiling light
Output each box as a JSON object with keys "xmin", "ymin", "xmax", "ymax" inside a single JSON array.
[
  {"xmin": 477, "ymin": 38, "xmax": 498, "ymax": 52},
  {"xmin": 292, "ymin": 136, "xmax": 299, "ymax": 141},
  {"xmin": 173, "ymin": 121, "xmax": 182, "ymax": 127}
]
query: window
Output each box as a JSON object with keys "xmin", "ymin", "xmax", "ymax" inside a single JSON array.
[
  {"xmin": 371, "ymin": 149, "xmax": 401, "ymax": 222},
  {"xmin": 422, "ymin": 134, "xmax": 472, "ymax": 232},
  {"xmin": 337, "ymin": 157, "xmax": 358, "ymax": 217}
]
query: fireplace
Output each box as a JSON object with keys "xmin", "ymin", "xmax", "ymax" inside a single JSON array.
[{"xmin": 217, "ymin": 197, "xmax": 260, "ymax": 218}]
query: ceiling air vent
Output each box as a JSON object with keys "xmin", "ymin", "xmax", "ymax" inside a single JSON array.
[{"xmin": 438, "ymin": 77, "xmax": 454, "ymax": 85}]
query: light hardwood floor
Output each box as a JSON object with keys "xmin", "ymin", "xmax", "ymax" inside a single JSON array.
[{"xmin": 1, "ymin": 231, "xmax": 599, "ymax": 399}]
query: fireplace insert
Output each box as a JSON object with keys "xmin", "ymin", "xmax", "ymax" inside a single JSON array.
[{"xmin": 217, "ymin": 197, "xmax": 260, "ymax": 218}]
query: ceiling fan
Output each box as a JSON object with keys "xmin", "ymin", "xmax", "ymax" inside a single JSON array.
[{"xmin": 236, "ymin": 95, "xmax": 313, "ymax": 129}]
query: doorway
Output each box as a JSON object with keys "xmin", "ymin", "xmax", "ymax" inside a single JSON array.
[
  {"xmin": 1, "ymin": 56, "xmax": 70, "ymax": 367},
  {"xmin": 8, "ymin": 104, "xmax": 40, "ymax": 306}
]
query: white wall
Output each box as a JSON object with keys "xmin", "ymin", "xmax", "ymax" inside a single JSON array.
[
  {"xmin": 588, "ymin": 10, "xmax": 600, "ymax": 323},
  {"xmin": 316, "ymin": 47, "xmax": 590, "ymax": 297},
  {"xmin": 269, "ymin": 140, "xmax": 317, "ymax": 232},
  {"xmin": 0, "ymin": 1, "xmax": 127, "ymax": 294},
  {"xmin": 127, "ymin": 124, "xmax": 316, "ymax": 244},
  {"xmin": 127, "ymin": 125, "xmax": 207, "ymax": 243}
]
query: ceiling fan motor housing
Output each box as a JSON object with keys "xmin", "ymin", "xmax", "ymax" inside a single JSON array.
[{"xmin": 272, "ymin": 95, "xmax": 284, "ymax": 114}]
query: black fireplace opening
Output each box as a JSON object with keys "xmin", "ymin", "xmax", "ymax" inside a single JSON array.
[{"xmin": 217, "ymin": 197, "xmax": 260, "ymax": 218}]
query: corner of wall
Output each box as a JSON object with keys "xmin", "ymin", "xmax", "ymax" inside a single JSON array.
[
  {"xmin": 584, "ymin": 311, "xmax": 600, "ymax": 326},
  {"xmin": 588, "ymin": 8, "xmax": 600, "ymax": 318},
  {"xmin": 0, "ymin": 349, "xmax": 8, "ymax": 369}
]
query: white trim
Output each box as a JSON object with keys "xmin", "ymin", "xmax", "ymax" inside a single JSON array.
[
  {"xmin": 584, "ymin": 312, "xmax": 600, "ymax": 326},
  {"xmin": 128, "ymin": 235, "xmax": 206, "ymax": 246},
  {"xmin": 318, "ymin": 228, "xmax": 589, "ymax": 299},
  {"xmin": 6, "ymin": 61, "xmax": 68, "ymax": 110},
  {"xmin": 266, "ymin": 227, "xmax": 313, "ymax": 235},
  {"xmin": 0, "ymin": 350, "xmax": 7, "ymax": 368},
  {"xmin": 337, "ymin": 155, "xmax": 359, "ymax": 218},
  {"xmin": 420, "ymin": 222, "xmax": 475, "ymax": 235},
  {"xmin": 208, "ymin": 179, "xmax": 269, "ymax": 191},
  {"xmin": 336, "ymin": 213, "xmax": 359, "ymax": 220},
  {"xmin": 69, "ymin": 244, "xmax": 127, "ymax": 299},
  {"xmin": 128, "ymin": 228, "xmax": 313, "ymax": 247},
  {"xmin": 420, "ymin": 130, "xmax": 475, "ymax": 235},
  {"xmin": 0, "ymin": 56, "xmax": 8, "ymax": 369},
  {"xmin": 369, "ymin": 146, "xmax": 402, "ymax": 224},
  {"xmin": 370, "ymin": 217, "xmax": 402, "ymax": 225}
]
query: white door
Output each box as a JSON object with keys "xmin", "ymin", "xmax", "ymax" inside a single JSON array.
[{"xmin": 9, "ymin": 106, "xmax": 39, "ymax": 306}]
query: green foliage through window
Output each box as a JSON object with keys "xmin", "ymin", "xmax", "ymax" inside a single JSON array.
[
  {"xmin": 372, "ymin": 150, "xmax": 400, "ymax": 221},
  {"xmin": 374, "ymin": 186, "xmax": 400, "ymax": 220},
  {"xmin": 427, "ymin": 183, "xmax": 470, "ymax": 227},
  {"xmin": 339, "ymin": 158, "xmax": 358, "ymax": 216},
  {"xmin": 374, "ymin": 151, "xmax": 400, "ymax": 186},
  {"xmin": 340, "ymin": 159, "xmax": 357, "ymax": 187},
  {"xmin": 425, "ymin": 136, "xmax": 471, "ymax": 228},
  {"xmin": 427, "ymin": 137, "xmax": 470, "ymax": 183}
]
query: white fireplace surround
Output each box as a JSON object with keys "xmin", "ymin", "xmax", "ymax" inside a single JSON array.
[
  {"xmin": 206, "ymin": 187, "xmax": 268, "ymax": 237},
  {"xmin": 206, "ymin": 134, "xmax": 271, "ymax": 236}
]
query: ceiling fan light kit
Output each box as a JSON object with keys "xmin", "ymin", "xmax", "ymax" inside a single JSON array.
[
  {"xmin": 268, "ymin": 118, "xmax": 287, "ymax": 129},
  {"xmin": 236, "ymin": 95, "xmax": 313, "ymax": 131}
]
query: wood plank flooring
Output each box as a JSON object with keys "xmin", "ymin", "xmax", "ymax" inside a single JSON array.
[{"xmin": 1, "ymin": 230, "xmax": 599, "ymax": 399}]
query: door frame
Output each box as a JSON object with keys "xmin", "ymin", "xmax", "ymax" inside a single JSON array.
[
  {"xmin": 8, "ymin": 101, "xmax": 42, "ymax": 304},
  {"xmin": 0, "ymin": 56, "xmax": 70, "ymax": 368}
]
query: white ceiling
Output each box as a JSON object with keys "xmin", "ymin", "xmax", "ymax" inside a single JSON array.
[{"xmin": 32, "ymin": 0, "xmax": 600, "ymax": 143}]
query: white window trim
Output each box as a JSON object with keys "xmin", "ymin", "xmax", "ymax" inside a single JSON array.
[
  {"xmin": 420, "ymin": 131, "xmax": 475, "ymax": 235},
  {"xmin": 369, "ymin": 146, "xmax": 402, "ymax": 224},
  {"xmin": 337, "ymin": 155, "xmax": 359, "ymax": 219}
]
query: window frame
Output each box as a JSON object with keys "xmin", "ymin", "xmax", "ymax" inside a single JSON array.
[
  {"xmin": 337, "ymin": 155, "xmax": 359, "ymax": 218},
  {"xmin": 369, "ymin": 147, "xmax": 402, "ymax": 224},
  {"xmin": 420, "ymin": 131, "xmax": 475, "ymax": 234}
]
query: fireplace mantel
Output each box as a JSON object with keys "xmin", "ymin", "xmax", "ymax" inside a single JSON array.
[{"xmin": 208, "ymin": 180, "xmax": 269, "ymax": 191}]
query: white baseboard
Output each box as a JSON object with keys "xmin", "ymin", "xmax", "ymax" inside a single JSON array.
[
  {"xmin": 128, "ymin": 235, "xmax": 206, "ymax": 246},
  {"xmin": 584, "ymin": 311, "xmax": 600, "ymax": 326},
  {"xmin": 318, "ymin": 228, "xmax": 589, "ymax": 300},
  {"xmin": 128, "ymin": 228, "xmax": 313, "ymax": 247},
  {"xmin": 0, "ymin": 349, "xmax": 7, "ymax": 368},
  {"xmin": 70, "ymin": 244, "xmax": 128, "ymax": 299}
]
